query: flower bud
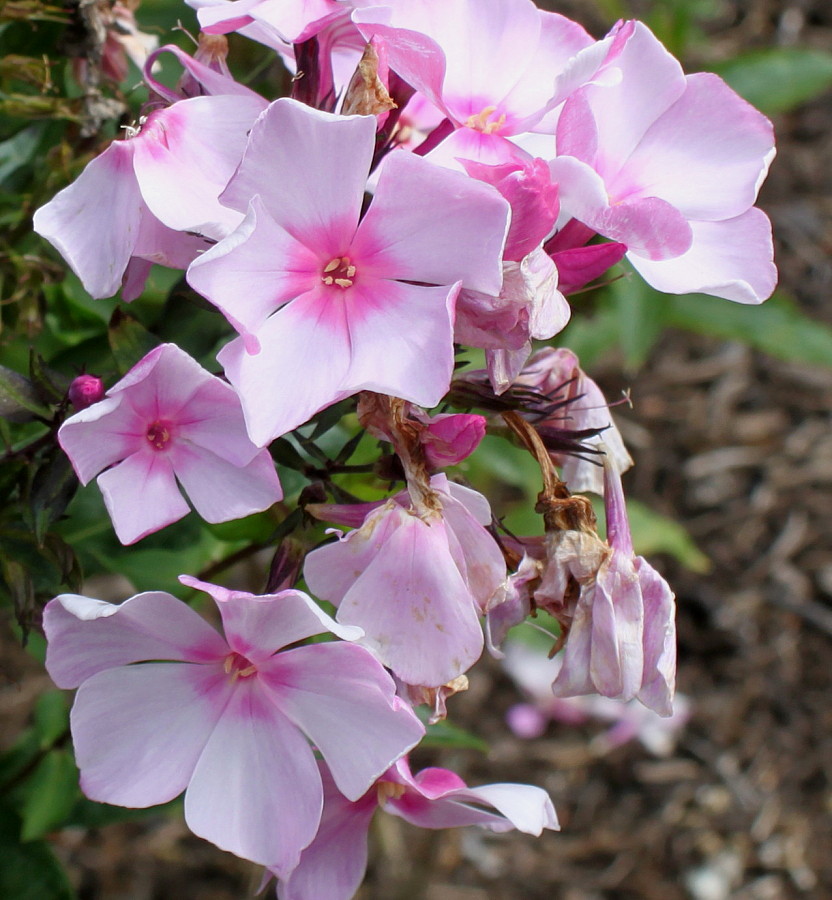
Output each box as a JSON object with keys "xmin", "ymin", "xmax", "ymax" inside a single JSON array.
[{"xmin": 68, "ymin": 374, "xmax": 105, "ymax": 411}]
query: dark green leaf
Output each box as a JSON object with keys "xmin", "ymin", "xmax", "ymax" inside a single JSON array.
[
  {"xmin": 420, "ymin": 717, "xmax": 489, "ymax": 753},
  {"xmin": 27, "ymin": 451, "xmax": 77, "ymax": 544},
  {"xmin": 19, "ymin": 750, "xmax": 78, "ymax": 841},
  {"xmin": 33, "ymin": 690, "xmax": 69, "ymax": 748},
  {"xmin": 107, "ymin": 308, "xmax": 159, "ymax": 375},
  {"xmin": 0, "ymin": 802, "xmax": 75, "ymax": 900},
  {"xmin": 0, "ymin": 364, "xmax": 50, "ymax": 421},
  {"xmin": 712, "ymin": 48, "xmax": 832, "ymax": 115}
]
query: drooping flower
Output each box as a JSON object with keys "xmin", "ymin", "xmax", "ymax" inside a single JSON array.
[
  {"xmin": 547, "ymin": 455, "xmax": 677, "ymax": 716},
  {"xmin": 273, "ymin": 757, "xmax": 558, "ymax": 900},
  {"xmin": 304, "ymin": 475, "xmax": 506, "ymax": 687},
  {"xmin": 58, "ymin": 343, "xmax": 282, "ymax": 544},
  {"xmin": 549, "ymin": 20, "xmax": 776, "ymax": 303},
  {"xmin": 187, "ymin": 97, "xmax": 510, "ymax": 444},
  {"xmin": 43, "ymin": 579, "xmax": 424, "ymax": 871},
  {"xmin": 33, "ymin": 45, "xmax": 267, "ymax": 301}
]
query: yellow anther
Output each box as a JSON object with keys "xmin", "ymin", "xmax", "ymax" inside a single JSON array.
[
  {"xmin": 376, "ymin": 781, "xmax": 407, "ymax": 805},
  {"xmin": 334, "ymin": 278, "xmax": 353, "ymax": 289},
  {"xmin": 346, "ymin": 265, "xmax": 357, "ymax": 278},
  {"xmin": 323, "ymin": 258, "xmax": 341, "ymax": 273}
]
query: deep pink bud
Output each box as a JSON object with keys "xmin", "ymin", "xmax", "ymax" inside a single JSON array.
[{"xmin": 68, "ymin": 374, "xmax": 105, "ymax": 411}]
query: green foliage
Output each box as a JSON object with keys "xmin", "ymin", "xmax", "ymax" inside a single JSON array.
[{"xmin": 712, "ymin": 48, "xmax": 832, "ymax": 115}]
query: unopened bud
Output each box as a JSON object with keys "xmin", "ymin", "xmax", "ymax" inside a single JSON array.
[{"xmin": 68, "ymin": 374, "xmax": 105, "ymax": 411}]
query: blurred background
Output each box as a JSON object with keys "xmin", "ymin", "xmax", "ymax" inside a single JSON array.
[{"xmin": 1, "ymin": 0, "xmax": 831, "ymax": 897}]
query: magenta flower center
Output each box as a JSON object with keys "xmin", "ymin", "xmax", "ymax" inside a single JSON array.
[
  {"xmin": 145, "ymin": 420, "xmax": 174, "ymax": 451},
  {"xmin": 223, "ymin": 651, "xmax": 258, "ymax": 681},
  {"xmin": 321, "ymin": 256, "xmax": 356, "ymax": 289},
  {"xmin": 465, "ymin": 105, "xmax": 506, "ymax": 135}
]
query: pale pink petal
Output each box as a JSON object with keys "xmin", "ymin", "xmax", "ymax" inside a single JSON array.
[
  {"xmin": 178, "ymin": 578, "xmax": 363, "ymax": 662},
  {"xmin": 58, "ymin": 395, "xmax": 140, "ymax": 484},
  {"xmin": 628, "ymin": 209, "xmax": 776, "ymax": 303},
  {"xmin": 217, "ymin": 287, "xmax": 353, "ymax": 444},
  {"xmin": 353, "ymin": 150, "xmax": 509, "ymax": 296},
  {"xmin": 145, "ymin": 42, "xmax": 263, "ymax": 99},
  {"xmin": 342, "ymin": 280, "xmax": 458, "ymax": 409},
  {"xmin": 277, "ymin": 767, "xmax": 377, "ymax": 900},
  {"xmin": 579, "ymin": 22, "xmax": 686, "ymax": 181},
  {"xmin": 614, "ymin": 73, "xmax": 774, "ymax": 221},
  {"xmin": 441, "ymin": 783, "xmax": 559, "ymax": 834},
  {"xmin": 187, "ymin": 196, "xmax": 320, "ymax": 341},
  {"xmin": 590, "ymin": 554, "xmax": 644, "ymax": 700},
  {"xmin": 131, "ymin": 94, "xmax": 266, "ymax": 239},
  {"xmin": 184, "ymin": 678, "xmax": 322, "ymax": 870},
  {"xmin": 220, "ymin": 98, "xmax": 375, "ymax": 252},
  {"xmin": 171, "ymin": 444, "xmax": 282, "ymax": 523},
  {"xmin": 549, "ymin": 156, "xmax": 692, "ymax": 261},
  {"xmin": 635, "ymin": 557, "xmax": 676, "ymax": 716},
  {"xmin": 32, "ymin": 141, "xmax": 142, "ymax": 299},
  {"xmin": 97, "ymin": 451, "xmax": 190, "ymax": 544},
  {"xmin": 550, "ymin": 588, "xmax": 596, "ymax": 698},
  {"xmin": 43, "ymin": 591, "xmax": 227, "ymax": 688},
  {"xmin": 261, "ymin": 642, "xmax": 424, "ymax": 800},
  {"xmin": 335, "ymin": 508, "xmax": 484, "ymax": 686},
  {"xmin": 130, "ymin": 212, "xmax": 209, "ymax": 270},
  {"xmin": 423, "ymin": 125, "xmax": 532, "ymax": 172},
  {"xmin": 304, "ymin": 501, "xmax": 405, "ymax": 606},
  {"xmin": 72, "ymin": 662, "xmax": 232, "ymax": 807}
]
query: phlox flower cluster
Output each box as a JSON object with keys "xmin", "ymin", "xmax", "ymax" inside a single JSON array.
[{"xmin": 33, "ymin": 0, "xmax": 775, "ymax": 894}]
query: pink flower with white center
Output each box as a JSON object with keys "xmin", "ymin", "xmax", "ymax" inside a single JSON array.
[
  {"xmin": 33, "ymin": 45, "xmax": 267, "ymax": 301},
  {"xmin": 273, "ymin": 757, "xmax": 557, "ymax": 900},
  {"xmin": 57, "ymin": 343, "xmax": 282, "ymax": 545},
  {"xmin": 304, "ymin": 475, "xmax": 506, "ymax": 688},
  {"xmin": 43, "ymin": 579, "xmax": 424, "ymax": 872},
  {"xmin": 550, "ymin": 456, "xmax": 677, "ymax": 716},
  {"xmin": 549, "ymin": 20, "xmax": 776, "ymax": 303},
  {"xmin": 515, "ymin": 346, "xmax": 632, "ymax": 495},
  {"xmin": 187, "ymin": 97, "xmax": 510, "ymax": 445},
  {"xmin": 353, "ymin": 0, "xmax": 598, "ymax": 168}
]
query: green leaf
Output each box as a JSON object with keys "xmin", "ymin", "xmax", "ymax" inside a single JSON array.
[
  {"xmin": 19, "ymin": 750, "xmax": 78, "ymax": 841},
  {"xmin": 609, "ymin": 271, "xmax": 667, "ymax": 371},
  {"xmin": 107, "ymin": 308, "xmax": 159, "ymax": 375},
  {"xmin": 0, "ymin": 802, "xmax": 75, "ymax": 900},
  {"xmin": 33, "ymin": 691, "xmax": 69, "ymax": 748},
  {"xmin": 557, "ymin": 306, "xmax": 620, "ymax": 370},
  {"xmin": 419, "ymin": 715, "xmax": 489, "ymax": 753},
  {"xmin": 664, "ymin": 291, "xmax": 832, "ymax": 368},
  {"xmin": 712, "ymin": 48, "xmax": 832, "ymax": 115},
  {"xmin": 0, "ymin": 364, "xmax": 50, "ymax": 421},
  {"xmin": 27, "ymin": 451, "xmax": 78, "ymax": 545}
]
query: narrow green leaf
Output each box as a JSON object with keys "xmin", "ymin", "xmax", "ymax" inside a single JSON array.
[
  {"xmin": 664, "ymin": 291, "xmax": 832, "ymax": 368},
  {"xmin": 33, "ymin": 691, "xmax": 69, "ymax": 748},
  {"xmin": 420, "ymin": 716, "xmax": 489, "ymax": 753},
  {"xmin": 0, "ymin": 364, "xmax": 50, "ymax": 421},
  {"xmin": 712, "ymin": 47, "xmax": 832, "ymax": 115},
  {"xmin": 609, "ymin": 272, "xmax": 667, "ymax": 371},
  {"xmin": 19, "ymin": 750, "xmax": 79, "ymax": 841}
]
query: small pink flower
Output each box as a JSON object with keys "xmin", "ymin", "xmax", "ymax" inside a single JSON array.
[
  {"xmin": 304, "ymin": 475, "xmax": 506, "ymax": 687},
  {"xmin": 188, "ymin": 97, "xmax": 510, "ymax": 444},
  {"xmin": 274, "ymin": 756, "xmax": 557, "ymax": 900},
  {"xmin": 43, "ymin": 579, "xmax": 424, "ymax": 871},
  {"xmin": 58, "ymin": 343, "xmax": 282, "ymax": 544}
]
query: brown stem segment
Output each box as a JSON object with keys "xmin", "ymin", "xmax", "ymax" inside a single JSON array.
[{"xmin": 501, "ymin": 410, "xmax": 596, "ymax": 534}]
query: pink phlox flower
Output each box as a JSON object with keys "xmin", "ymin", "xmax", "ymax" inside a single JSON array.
[
  {"xmin": 354, "ymin": 0, "xmax": 598, "ymax": 168},
  {"xmin": 43, "ymin": 579, "xmax": 424, "ymax": 872},
  {"xmin": 33, "ymin": 45, "xmax": 268, "ymax": 301},
  {"xmin": 57, "ymin": 343, "xmax": 282, "ymax": 545},
  {"xmin": 273, "ymin": 757, "xmax": 558, "ymax": 900},
  {"xmin": 303, "ymin": 475, "xmax": 507, "ymax": 687},
  {"xmin": 485, "ymin": 550, "xmax": 541, "ymax": 657},
  {"xmin": 515, "ymin": 346, "xmax": 632, "ymax": 494},
  {"xmin": 548, "ymin": 455, "xmax": 677, "ymax": 716},
  {"xmin": 549, "ymin": 20, "xmax": 776, "ymax": 303},
  {"xmin": 187, "ymin": 97, "xmax": 510, "ymax": 444},
  {"xmin": 503, "ymin": 637, "xmax": 690, "ymax": 754}
]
